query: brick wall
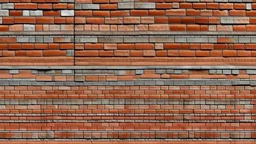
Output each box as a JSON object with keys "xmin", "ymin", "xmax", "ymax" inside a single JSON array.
[{"xmin": 0, "ymin": 0, "xmax": 256, "ymax": 143}]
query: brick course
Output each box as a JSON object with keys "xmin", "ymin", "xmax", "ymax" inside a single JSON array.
[{"xmin": 0, "ymin": 0, "xmax": 256, "ymax": 143}]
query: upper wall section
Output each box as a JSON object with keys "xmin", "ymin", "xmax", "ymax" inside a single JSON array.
[
  {"xmin": 0, "ymin": 0, "xmax": 74, "ymax": 66},
  {"xmin": 74, "ymin": 0, "xmax": 256, "ymax": 66},
  {"xmin": 1, "ymin": 0, "xmax": 256, "ymax": 66},
  {"xmin": 0, "ymin": 0, "xmax": 74, "ymax": 35},
  {"xmin": 74, "ymin": 0, "xmax": 256, "ymax": 33}
]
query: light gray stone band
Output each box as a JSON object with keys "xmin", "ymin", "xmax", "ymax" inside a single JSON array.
[
  {"xmin": 74, "ymin": 35, "xmax": 256, "ymax": 43},
  {"xmin": 7, "ymin": 35, "xmax": 256, "ymax": 43},
  {"xmin": 0, "ymin": 79, "xmax": 256, "ymax": 86},
  {"xmin": 13, "ymin": 36, "xmax": 74, "ymax": 43},
  {"xmin": 75, "ymin": 35, "xmax": 256, "ymax": 43}
]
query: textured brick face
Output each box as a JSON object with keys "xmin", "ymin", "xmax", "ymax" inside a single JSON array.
[{"xmin": 1, "ymin": 0, "xmax": 256, "ymax": 144}]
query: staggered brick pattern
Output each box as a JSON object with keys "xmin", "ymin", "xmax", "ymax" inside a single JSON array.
[{"xmin": 0, "ymin": 0, "xmax": 256, "ymax": 143}]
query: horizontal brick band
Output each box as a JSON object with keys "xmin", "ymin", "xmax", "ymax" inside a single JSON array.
[
  {"xmin": 75, "ymin": 57, "xmax": 256, "ymax": 66},
  {"xmin": 1, "ymin": 85, "xmax": 255, "ymax": 98},
  {"xmin": 0, "ymin": 99, "xmax": 252, "ymax": 105},
  {"xmin": 0, "ymin": 79, "xmax": 255, "ymax": 86},
  {"xmin": 0, "ymin": 57, "xmax": 73, "ymax": 66}
]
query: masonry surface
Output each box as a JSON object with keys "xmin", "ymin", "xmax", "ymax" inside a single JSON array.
[{"xmin": 0, "ymin": 0, "xmax": 256, "ymax": 143}]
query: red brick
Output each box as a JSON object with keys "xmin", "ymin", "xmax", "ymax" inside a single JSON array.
[
  {"xmin": 15, "ymin": 3, "xmax": 37, "ymax": 9},
  {"xmin": 223, "ymin": 50, "xmax": 237, "ymax": 57},
  {"xmin": 43, "ymin": 50, "xmax": 66, "ymax": 56},
  {"xmin": 179, "ymin": 50, "xmax": 195, "ymax": 56},
  {"xmin": 170, "ymin": 25, "xmax": 186, "ymax": 31}
]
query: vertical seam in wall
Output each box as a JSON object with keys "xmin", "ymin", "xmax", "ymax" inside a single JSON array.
[{"xmin": 74, "ymin": 0, "xmax": 76, "ymax": 78}]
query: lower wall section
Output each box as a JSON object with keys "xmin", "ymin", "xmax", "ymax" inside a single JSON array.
[
  {"xmin": 0, "ymin": 66, "xmax": 255, "ymax": 142},
  {"xmin": 0, "ymin": 85, "xmax": 255, "ymax": 140}
]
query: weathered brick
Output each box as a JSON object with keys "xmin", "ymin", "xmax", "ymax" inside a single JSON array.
[{"xmin": 61, "ymin": 10, "xmax": 74, "ymax": 16}]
